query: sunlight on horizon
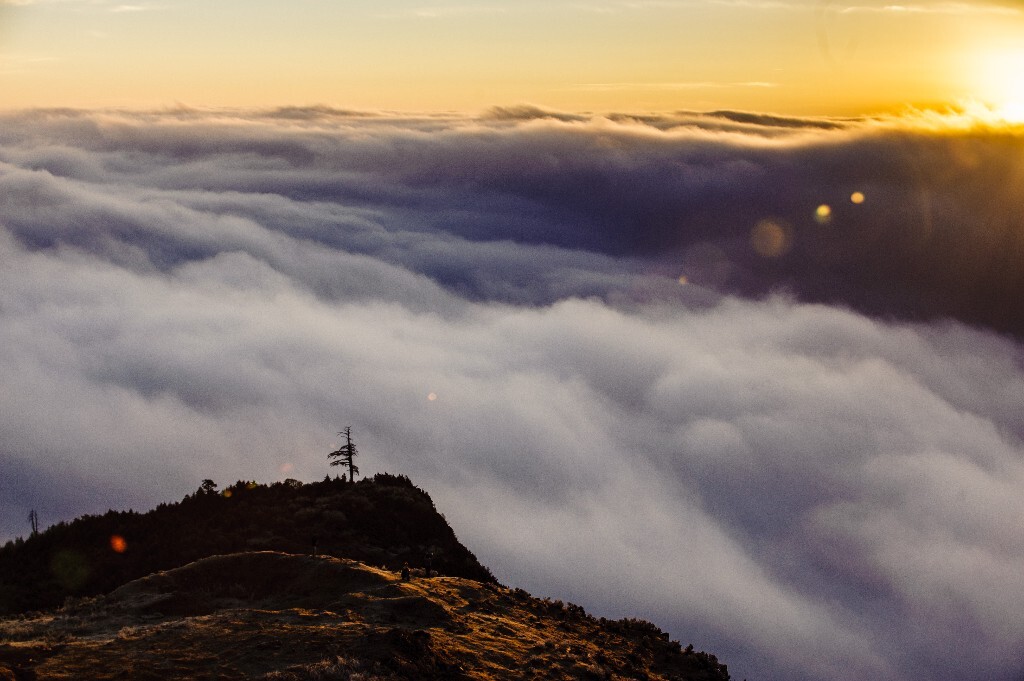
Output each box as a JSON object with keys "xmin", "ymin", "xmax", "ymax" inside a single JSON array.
[
  {"xmin": 976, "ymin": 47, "xmax": 1024, "ymax": 123},
  {"xmin": 0, "ymin": 1, "xmax": 1022, "ymax": 116}
]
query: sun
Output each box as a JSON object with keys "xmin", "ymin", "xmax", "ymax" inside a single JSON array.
[{"xmin": 969, "ymin": 45, "xmax": 1024, "ymax": 123}]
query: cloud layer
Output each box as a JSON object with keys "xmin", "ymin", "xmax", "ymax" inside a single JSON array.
[
  {"xmin": 4, "ymin": 107, "xmax": 1023, "ymax": 334},
  {"xmin": 2, "ymin": 108, "xmax": 1024, "ymax": 681}
]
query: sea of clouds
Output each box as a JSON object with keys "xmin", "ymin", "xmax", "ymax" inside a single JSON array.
[{"xmin": 2, "ymin": 106, "xmax": 1023, "ymax": 681}]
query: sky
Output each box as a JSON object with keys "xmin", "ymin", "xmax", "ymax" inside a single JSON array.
[
  {"xmin": 3, "ymin": 3, "xmax": 1024, "ymax": 681},
  {"xmin": 0, "ymin": 0, "xmax": 1024, "ymax": 114}
]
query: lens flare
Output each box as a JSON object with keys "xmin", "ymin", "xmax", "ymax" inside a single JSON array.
[
  {"xmin": 750, "ymin": 219, "xmax": 791, "ymax": 258},
  {"xmin": 850, "ymin": 192, "xmax": 865, "ymax": 204},
  {"xmin": 815, "ymin": 204, "xmax": 832, "ymax": 224}
]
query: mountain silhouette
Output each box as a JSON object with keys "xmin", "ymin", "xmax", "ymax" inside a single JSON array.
[{"xmin": 0, "ymin": 474, "xmax": 493, "ymax": 615}]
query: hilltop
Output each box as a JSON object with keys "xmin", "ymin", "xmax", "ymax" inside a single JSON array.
[
  {"xmin": 0, "ymin": 475, "xmax": 733, "ymax": 680},
  {"xmin": 0, "ymin": 474, "xmax": 493, "ymax": 615},
  {"xmin": 0, "ymin": 552, "xmax": 731, "ymax": 680}
]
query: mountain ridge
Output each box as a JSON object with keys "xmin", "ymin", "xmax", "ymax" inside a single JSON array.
[
  {"xmin": 0, "ymin": 473, "xmax": 494, "ymax": 615},
  {"xmin": 0, "ymin": 475, "xmax": 734, "ymax": 680}
]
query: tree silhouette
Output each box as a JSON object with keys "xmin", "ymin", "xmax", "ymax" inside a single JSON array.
[
  {"xmin": 28, "ymin": 510, "xmax": 38, "ymax": 536},
  {"xmin": 328, "ymin": 427, "xmax": 360, "ymax": 482}
]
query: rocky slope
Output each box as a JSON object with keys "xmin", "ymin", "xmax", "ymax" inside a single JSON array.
[{"xmin": 0, "ymin": 552, "xmax": 731, "ymax": 680}]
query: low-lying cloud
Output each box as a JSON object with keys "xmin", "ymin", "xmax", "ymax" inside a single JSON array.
[
  {"xmin": 2, "ymin": 108, "xmax": 1024, "ymax": 681},
  {"xmin": 3, "ymin": 107, "xmax": 1023, "ymax": 334}
]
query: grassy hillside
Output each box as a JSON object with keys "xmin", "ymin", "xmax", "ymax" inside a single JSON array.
[{"xmin": 0, "ymin": 552, "xmax": 732, "ymax": 680}]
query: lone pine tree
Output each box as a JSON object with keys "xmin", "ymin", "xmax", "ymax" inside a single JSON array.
[{"xmin": 329, "ymin": 427, "xmax": 360, "ymax": 482}]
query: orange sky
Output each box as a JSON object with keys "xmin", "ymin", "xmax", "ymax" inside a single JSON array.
[{"xmin": 1, "ymin": 0, "xmax": 1023, "ymax": 115}]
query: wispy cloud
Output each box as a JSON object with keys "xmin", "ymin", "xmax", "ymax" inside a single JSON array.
[
  {"xmin": 374, "ymin": 0, "xmax": 804, "ymax": 18},
  {"xmin": 560, "ymin": 0, "xmax": 805, "ymax": 13},
  {"xmin": 573, "ymin": 0, "xmax": 1022, "ymax": 13},
  {"xmin": 0, "ymin": 0, "xmax": 164, "ymax": 9},
  {"xmin": 0, "ymin": 53, "xmax": 58, "ymax": 74},
  {"xmin": 110, "ymin": 4, "xmax": 157, "ymax": 11},
  {"xmin": 376, "ymin": 4, "xmax": 509, "ymax": 19},
  {"xmin": 570, "ymin": 81, "xmax": 779, "ymax": 91},
  {"xmin": 839, "ymin": 1, "xmax": 1021, "ymax": 15}
]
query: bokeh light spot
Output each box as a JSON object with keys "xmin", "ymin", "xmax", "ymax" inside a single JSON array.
[
  {"xmin": 677, "ymin": 275, "xmax": 689, "ymax": 285},
  {"xmin": 222, "ymin": 489, "xmax": 233, "ymax": 498},
  {"xmin": 110, "ymin": 535, "xmax": 128, "ymax": 553},
  {"xmin": 750, "ymin": 219, "xmax": 791, "ymax": 258},
  {"xmin": 815, "ymin": 204, "xmax": 832, "ymax": 224},
  {"xmin": 428, "ymin": 392, "xmax": 438, "ymax": 402},
  {"xmin": 850, "ymin": 191, "xmax": 865, "ymax": 204}
]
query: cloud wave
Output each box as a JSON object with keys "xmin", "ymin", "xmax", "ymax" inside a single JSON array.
[
  {"xmin": 3, "ymin": 107, "xmax": 1023, "ymax": 334},
  {"xmin": 2, "ymin": 108, "xmax": 1024, "ymax": 681}
]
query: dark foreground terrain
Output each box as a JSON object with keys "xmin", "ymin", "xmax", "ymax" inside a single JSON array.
[
  {"xmin": 0, "ymin": 474, "xmax": 493, "ymax": 615},
  {"xmin": 0, "ymin": 551, "xmax": 731, "ymax": 680}
]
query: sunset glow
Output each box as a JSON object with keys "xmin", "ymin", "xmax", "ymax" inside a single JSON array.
[
  {"xmin": 0, "ymin": 0, "xmax": 1022, "ymax": 115},
  {"xmin": 971, "ymin": 46, "xmax": 1024, "ymax": 122}
]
